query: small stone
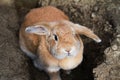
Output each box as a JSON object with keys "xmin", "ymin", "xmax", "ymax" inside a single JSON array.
[
  {"xmin": 111, "ymin": 44, "xmax": 118, "ymax": 50},
  {"xmin": 116, "ymin": 38, "xmax": 120, "ymax": 43},
  {"xmin": 91, "ymin": 13, "xmax": 96, "ymax": 18},
  {"xmin": 104, "ymin": 47, "xmax": 111, "ymax": 54},
  {"xmin": 116, "ymin": 34, "xmax": 120, "ymax": 38}
]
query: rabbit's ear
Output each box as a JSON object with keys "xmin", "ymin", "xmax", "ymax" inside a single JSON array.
[
  {"xmin": 74, "ymin": 24, "xmax": 101, "ymax": 43},
  {"xmin": 25, "ymin": 25, "xmax": 50, "ymax": 35}
]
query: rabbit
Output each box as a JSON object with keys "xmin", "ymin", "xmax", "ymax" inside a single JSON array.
[{"xmin": 19, "ymin": 6, "xmax": 101, "ymax": 80}]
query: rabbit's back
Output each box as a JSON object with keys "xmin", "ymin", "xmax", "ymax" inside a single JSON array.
[{"xmin": 24, "ymin": 6, "xmax": 69, "ymax": 26}]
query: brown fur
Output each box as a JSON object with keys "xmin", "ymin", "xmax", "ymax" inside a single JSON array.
[
  {"xmin": 24, "ymin": 6, "xmax": 69, "ymax": 26},
  {"xmin": 20, "ymin": 6, "xmax": 69, "ymax": 54}
]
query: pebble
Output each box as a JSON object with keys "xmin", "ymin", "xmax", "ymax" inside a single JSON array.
[
  {"xmin": 91, "ymin": 13, "xmax": 96, "ymax": 18},
  {"xmin": 111, "ymin": 44, "xmax": 118, "ymax": 50},
  {"xmin": 116, "ymin": 38, "xmax": 120, "ymax": 43},
  {"xmin": 116, "ymin": 34, "xmax": 120, "ymax": 38}
]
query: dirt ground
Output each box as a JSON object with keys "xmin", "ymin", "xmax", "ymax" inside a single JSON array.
[{"xmin": 0, "ymin": 0, "xmax": 120, "ymax": 80}]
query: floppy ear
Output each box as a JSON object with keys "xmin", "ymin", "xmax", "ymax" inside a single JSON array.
[
  {"xmin": 73, "ymin": 24, "xmax": 101, "ymax": 43},
  {"xmin": 25, "ymin": 25, "xmax": 50, "ymax": 35}
]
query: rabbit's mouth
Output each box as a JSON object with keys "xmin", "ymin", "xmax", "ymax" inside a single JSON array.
[{"xmin": 51, "ymin": 46, "xmax": 80, "ymax": 60}]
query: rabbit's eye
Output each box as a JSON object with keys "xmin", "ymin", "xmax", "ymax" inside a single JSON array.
[{"xmin": 54, "ymin": 34, "xmax": 58, "ymax": 41}]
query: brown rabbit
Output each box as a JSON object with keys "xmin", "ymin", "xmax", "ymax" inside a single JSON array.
[{"xmin": 19, "ymin": 6, "xmax": 101, "ymax": 80}]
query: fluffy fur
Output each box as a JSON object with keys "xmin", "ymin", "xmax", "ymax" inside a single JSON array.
[{"xmin": 19, "ymin": 6, "xmax": 101, "ymax": 80}]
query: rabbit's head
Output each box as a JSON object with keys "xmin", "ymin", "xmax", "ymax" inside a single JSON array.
[{"xmin": 25, "ymin": 20, "xmax": 101, "ymax": 60}]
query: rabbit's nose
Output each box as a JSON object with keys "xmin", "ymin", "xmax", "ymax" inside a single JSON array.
[
  {"xmin": 65, "ymin": 50, "xmax": 70, "ymax": 53},
  {"xmin": 65, "ymin": 49, "xmax": 71, "ymax": 55}
]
